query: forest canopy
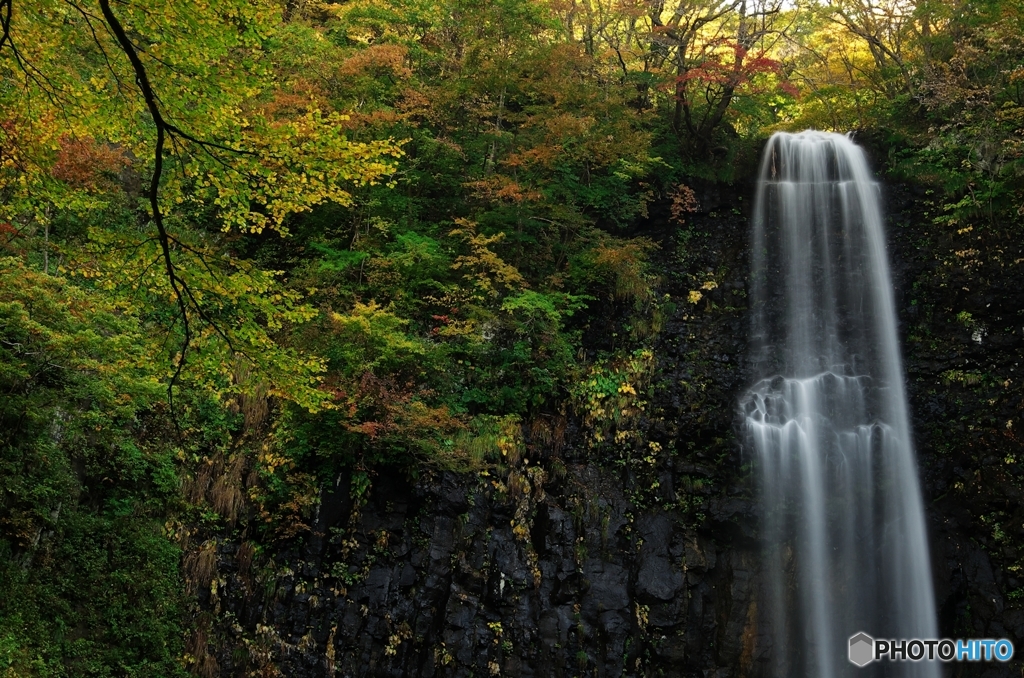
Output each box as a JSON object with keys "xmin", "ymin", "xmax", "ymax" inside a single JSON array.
[{"xmin": 1, "ymin": 0, "xmax": 1021, "ymax": 674}]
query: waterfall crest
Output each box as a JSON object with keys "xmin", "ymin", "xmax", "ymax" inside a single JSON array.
[{"xmin": 743, "ymin": 131, "xmax": 939, "ymax": 677}]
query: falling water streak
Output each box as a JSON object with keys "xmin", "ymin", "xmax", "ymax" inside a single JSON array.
[{"xmin": 742, "ymin": 132, "xmax": 939, "ymax": 677}]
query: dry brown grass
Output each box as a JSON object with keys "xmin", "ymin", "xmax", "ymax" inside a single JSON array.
[
  {"xmin": 236, "ymin": 540, "xmax": 256, "ymax": 588},
  {"xmin": 185, "ymin": 615, "xmax": 219, "ymax": 678},
  {"xmin": 183, "ymin": 540, "xmax": 218, "ymax": 596},
  {"xmin": 210, "ymin": 454, "xmax": 245, "ymax": 523},
  {"xmin": 527, "ymin": 415, "xmax": 567, "ymax": 457},
  {"xmin": 183, "ymin": 452, "xmax": 248, "ymax": 525},
  {"xmin": 529, "ymin": 416, "xmax": 552, "ymax": 446},
  {"xmin": 230, "ymin": 358, "xmax": 270, "ymax": 433},
  {"xmin": 506, "ymin": 469, "xmax": 529, "ymax": 500},
  {"xmin": 185, "ymin": 461, "xmax": 213, "ymax": 506}
]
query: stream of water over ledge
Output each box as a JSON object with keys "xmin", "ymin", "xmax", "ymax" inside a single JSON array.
[{"xmin": 743, "ymin": 131, "xmax": 939, "ymax": 677}]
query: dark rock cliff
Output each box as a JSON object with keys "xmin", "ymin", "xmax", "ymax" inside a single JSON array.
[
  {"xmin": 887, "ymin": 181, "xmax": 1024, "ymax": 673},
  {"xmin": 197, "ymin": 174, "xmax": 1024, "ymax": 677}
]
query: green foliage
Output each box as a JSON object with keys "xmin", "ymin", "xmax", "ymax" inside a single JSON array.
[
  {"xmin": 0, "ymin": 515, "xmax": 187, "ymax": 678},
  {"xmin": 570, "ymin": 348, "xmax": 656, "ymax": 447},
  {"xmin": 776, "ymin": 0, "xmax": 1024, "ymax": 244},
  {"xmin": 326, "ymin": 302, "xmax": 432, "ymax": 378},
  {"xmin": 19, "ymin": 0, "xmax": 1013, "ymax": 672},
  {"xmin": 0, "ymin": 259, "xmax": 188, "ymax": 677}
]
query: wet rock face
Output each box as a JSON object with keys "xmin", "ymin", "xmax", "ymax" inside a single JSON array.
[
  {"xmin": 886, "ymin": 181, "xmax": 1024, "ymax": 674},
  {"xmin": 201, "ymin": 175, "xmax": 1023, "ymax": 676},
  {"xmin": 206, "ymin": 470, "xmax": 761, "ymax": 678},
  {"xmin": 199, "ymin": 180, "xmax": 766, "ymax": 678}
]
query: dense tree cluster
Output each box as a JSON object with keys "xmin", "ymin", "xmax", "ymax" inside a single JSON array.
[{"xmin": 0, "ymin": 0, "xmax": 1019, "ymax": 674}]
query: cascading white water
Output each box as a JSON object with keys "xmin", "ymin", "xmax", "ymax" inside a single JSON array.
[{"xmin": 743, "ymin": 131, "xmax": 939, "ymax": 677}]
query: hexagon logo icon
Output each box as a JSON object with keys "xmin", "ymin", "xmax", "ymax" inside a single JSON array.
[{"xmin": 849, "ymin": 632, "xmax": 874, "ymax": 667}]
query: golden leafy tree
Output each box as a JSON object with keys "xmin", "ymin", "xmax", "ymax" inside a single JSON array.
[{"xmin": 0, "ymin": 0, "xmax": 405, "ymax": 411}]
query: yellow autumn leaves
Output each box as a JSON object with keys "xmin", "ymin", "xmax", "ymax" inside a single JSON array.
[{"xmin": 687, "ymin": 279, "xmax": 718, "ymax": 305}]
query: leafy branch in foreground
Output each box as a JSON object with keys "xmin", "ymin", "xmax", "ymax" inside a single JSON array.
[{"xmin": 0, "ymin": 0, "xmax": 404, "ymax": 414}]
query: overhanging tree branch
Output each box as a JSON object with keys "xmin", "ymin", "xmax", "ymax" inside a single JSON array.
[
  {"xmin": 96, "ymin": 0, "xmax": 202, "ymax": 419},
  {"xmin": 0, "ymin": 0, "xmax": 11, "ymax": 53}
]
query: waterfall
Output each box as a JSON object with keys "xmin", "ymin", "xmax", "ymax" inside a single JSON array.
[{"xmin": 743, "ymin": 131, "xmax": 939, "ymax": 677}]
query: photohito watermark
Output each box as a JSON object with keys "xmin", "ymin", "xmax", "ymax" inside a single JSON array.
[{"xmin": 849, "ymin": 632, "xmax": 1014, "ymax": 667}]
